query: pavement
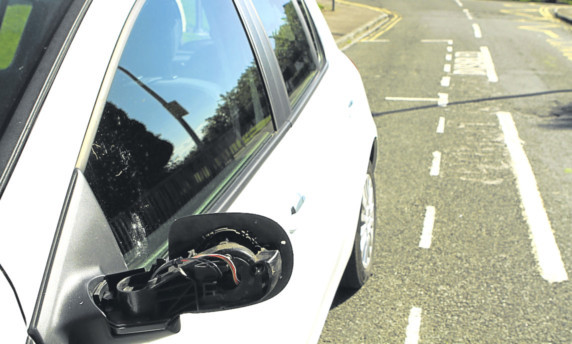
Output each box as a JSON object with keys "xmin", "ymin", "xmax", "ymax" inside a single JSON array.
[
  {"xmin": 316, "ymin": 0, "xmax": 389, "ymax": 50},
  {"xmin": 555, "ymin": 6, "xmax": 572, "ymax": 24},
  {"xmin": 315, "ymin": 0, "xmax": 572, "ymax": 50}
]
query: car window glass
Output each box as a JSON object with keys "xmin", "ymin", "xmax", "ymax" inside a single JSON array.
[
  {"xmin": 84, "ymin": 0, "xmax": 274, "ymax": 269},
  {"xmin": 250, "ymin": 0, "xmax": 317, "ymax": 102},
  {"xmin": 0, "ymin": 0, "xmax": 72, "ymax": 174}
]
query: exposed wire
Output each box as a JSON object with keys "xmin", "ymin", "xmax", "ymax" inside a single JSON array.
[
  {"xmin": 193, "ymin": 254, "xmax": 240, "ymax": 285},
  {"xmin": 150, "ymin": 257, "xmax": 188, "ymax": 280},
  {"xmin": 151, "ymin": 253, "xmax": 240, "ymax": 286},
  {"xmin": 192, "ymin": 257, "xmax": 223, "ymax": 278}
]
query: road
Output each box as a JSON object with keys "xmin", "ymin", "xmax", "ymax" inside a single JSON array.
[{"xmin": 319, "ymin": 0, "xmax": 572, "ymax": 343}]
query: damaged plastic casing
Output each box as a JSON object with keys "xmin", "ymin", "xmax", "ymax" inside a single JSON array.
[{"xmin": 92, "ymin": 213, "xmax": 293, "ymax": 336}]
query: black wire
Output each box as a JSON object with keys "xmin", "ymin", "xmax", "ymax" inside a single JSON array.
[
  {"xmin": 150, "ymin": 259, "xmax": 179, "ymax": 280},
  {"xmin": 0, "ymin": 263, "xmax": 27, "ymax": 325},
  {"xmin": 193, "ymin": 257, "xmax": 224, "ymax": 278},
  {"xmin": 150, "ymin": 257, "xmax": 223, "ymax": 281}
]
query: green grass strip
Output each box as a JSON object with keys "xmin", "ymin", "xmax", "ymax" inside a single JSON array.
[{"xmin": 0, "ymin": 5, "xmax": 32, "ymax": 69}]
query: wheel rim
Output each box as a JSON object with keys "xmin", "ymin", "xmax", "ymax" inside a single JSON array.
[{"xmin": 359, "ymin": 173, "xmax": 375, "ymax": 269}]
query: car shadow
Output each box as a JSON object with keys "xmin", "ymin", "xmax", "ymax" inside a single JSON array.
[
  {"xmin": 329, "ymin": 286, "xmax": 359, "ymax": 310},
  {"xmin": 538, "ymin": 102, "xmax": 572, "ymax": 130}
]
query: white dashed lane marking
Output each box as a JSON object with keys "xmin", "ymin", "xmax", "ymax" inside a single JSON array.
[
  {"xmin": 473, "ymin": 23, "xmax": 482, "ymax": 38},
  {"xmin": 404, "ymin": 307, "xmax": 423, "ymax": 344},
  {"xmin": 421, "ymin": 39, "xmax": 453, "ymax": 44},
  {"xmin": 420, "ymin": 206, "xmax": 436, "ymax": 249},
  {"xmin": 438, "ymin": 93, "xmax": 449, "ymax": 107},
  {"xmin": 430, "ymin": 151, "xmax": 442, "ymax": 176},
  {"xmin": 463, "ymin": 9, "xmax": 473, "ymax": 20},
  {"xmin": 441, "ymin": 76, "xmax": 451, "ymax": 87},
  {"xmin": 437, "ymin": 117, "xmax": 446, "ymax": 134}
]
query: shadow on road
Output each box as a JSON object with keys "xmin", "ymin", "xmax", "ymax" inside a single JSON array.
[
  {"xmin": 539, "ymin": 102, "xmax": 572, "ymax": 130},
  {"xmin": 372, "ymin": 89, "xmax": 572, "ymax": 117},
  {"xmin": 329, "ymin": 286, "xmax": 359, "ymax": 310}
]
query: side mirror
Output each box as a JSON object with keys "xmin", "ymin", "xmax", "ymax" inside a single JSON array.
[{"xmin": 92, "ymin": 213, "xmax": 293, "ymax": 336}]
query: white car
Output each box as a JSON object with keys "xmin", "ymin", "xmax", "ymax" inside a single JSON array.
[{"xmin": 0, "ymin": 0, "xmax": 377, "ymax": 342}]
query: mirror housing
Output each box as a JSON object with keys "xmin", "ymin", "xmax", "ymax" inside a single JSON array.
[{"xmin": 92, "ymin": 213, "xmax": 293, "ymax": 336}]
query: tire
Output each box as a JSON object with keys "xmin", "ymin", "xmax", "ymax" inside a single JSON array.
[{"xmin": 341, "ymin": 161, "xmax": 376, "ymax": 289}]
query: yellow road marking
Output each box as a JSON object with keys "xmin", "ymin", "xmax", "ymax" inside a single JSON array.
[
  {"xmin": 501, "ymin": 4, "xmax": 572, "ymax": 63},
  {"xmin": 519, "ymin": 24, "xmax": 560, "ymax": 39},
  {"xmin": 548, "ymin": 39, "xmax": 572, "ymax": 60},
  {"xmin": 501, "ymin": 6, "xmax": 559, "ymax": 23},
  {"xmin": 365, "ymin": 13, "xmax": 402, "ymax": 40},
  {"xmin": 539, "ymin": 6, "xmax": 556, "ymax": 21}
]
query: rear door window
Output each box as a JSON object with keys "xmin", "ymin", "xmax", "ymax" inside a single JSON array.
[
  {"xmin": 84, "ymin": 0, "xmax": 274, "ymax": 268},
  {"xmin": 250, "ymin": 0, "xmax": 319, "ymax": 102},
  {"xmin": 0, "ymin": 0, "xmax": 73, "ymax": 190}
]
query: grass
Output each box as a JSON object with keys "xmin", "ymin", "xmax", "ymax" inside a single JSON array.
[{"xmin": 0, "ymin": 4, "xmax": 32, "ymax": 69}]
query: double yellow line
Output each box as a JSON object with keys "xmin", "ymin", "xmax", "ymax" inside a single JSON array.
[
  {"xmin": 335, "ymin": 0, "xmax": 402, "ymax": 41},
  {"xmin": 363, "ymin": 11, "xmax": 402, "ymax": 41}
]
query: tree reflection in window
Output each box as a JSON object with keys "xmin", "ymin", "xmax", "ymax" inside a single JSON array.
[{"xmin": 251, "ymin": 0, "xmax": 317, "ymax": 97}]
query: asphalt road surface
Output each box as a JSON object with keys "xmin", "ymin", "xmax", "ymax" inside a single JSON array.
[{"xmin": 319, "ymin": 0, "xmax": 572, "ymax": 343}]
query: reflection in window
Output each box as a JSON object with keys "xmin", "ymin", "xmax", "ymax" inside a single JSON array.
[
  {"xmin": 296, "ymin": 0, "xmax": 325, "ymax": 65},
  {"xmin": 250, "ymin": 0, "xmax": 317, "ymax": 99},
  {"xmin": 85, "ymin": 0, "xmax": 274, "ymax": 268},
  {"xmin": 0, "ymin": 3, "xmax": 32, "ymax": 69},
  {"xmin": 0, "ymin": 0, "xmax": 72, "ymax": 148}
]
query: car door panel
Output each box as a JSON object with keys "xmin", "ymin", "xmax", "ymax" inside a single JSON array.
[{"xmin": 222, "ymin": 63, "xmax": 373, "ymax": 344}]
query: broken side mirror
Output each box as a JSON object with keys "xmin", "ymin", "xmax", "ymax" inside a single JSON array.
[{"xmin": 92, "ymin": 213, "xmax": 293, "ymax": 336}]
